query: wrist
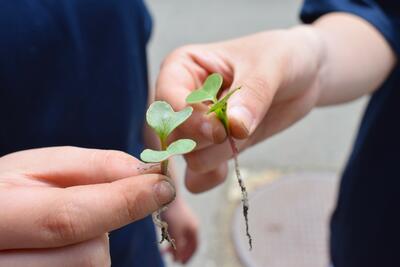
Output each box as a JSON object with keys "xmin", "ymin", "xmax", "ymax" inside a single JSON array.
[{"xmin": 277, "ymin": 25, "xmax": 325, "ymax": 108}]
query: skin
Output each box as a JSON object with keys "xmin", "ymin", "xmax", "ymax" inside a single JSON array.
[
  {"xmin": 2, "ymin": 11, "xmax": 392, "ymax": 266},
  {"xmin": 0, "ymin": 53, "xmax": 199, "ymax": 267},
  {"xmin": 0, "ymin": 146, "xmax": 176, "ymax": 267},
  {"xmin": 162, "ymin": 197, "xmax": 198, "ymax": 264},
  {"xmin": 156, "ymin": 13, "xmax": 396, "ymax": 193},
  {"xmin": 0, "ymin": 123, "xmax": 197, "ymax": 267}
]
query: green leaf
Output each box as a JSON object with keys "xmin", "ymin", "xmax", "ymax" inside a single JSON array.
[
  {"xmin": 207, "ymin": 87, "xmax": 241, "ymax": 131},
  {"xmin": 140, "ymin": 149, "xmax": 170, "ymax": 163},
  {"xmin": 167, "ymin": 139, "xmax": 196, "ymax": 155},
  {"xmin": 146, "ymin": 101, "xmax": 193, "ymax": 141},
  {"xmin": 186, "ymin": 73, "xmax": 223, "ymax": 104},
  {"xmin": 140, "ymin": 139, "xmax": 196, "ymax": 163}
]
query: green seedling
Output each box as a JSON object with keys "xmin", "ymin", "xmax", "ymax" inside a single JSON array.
[
  {"xmin": 140, "ymin": 101, "xmax": 196, "ymax": 249},
  {"xmin": 186, "ymin": 73, "xmax": 252, "ymax": 250},
  {"xmin": 141, "ymin": 139, "xmax": 196, "ymax": 163}
]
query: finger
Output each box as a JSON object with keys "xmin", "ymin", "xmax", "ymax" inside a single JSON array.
[
  {"xmin": 156, "ymin": 47, "xmax": 227, "ymax": 146},
  {"xmin": 156, "ymin": 44, "xmax": 232, "ymax": 110},
  {"xmin": 227, "ymin": 64, "xmax": 282, "ymax": 139},
  {"xmin": 178, "ymin": 227, "xmax": 198, "ymax": 264},
  {"xmin": 180, "ymin": 239, "xmax": 197, "ymax": 264},
  {"xmin": 170, "ymin": 236, "xmax": 185, "ymax": 263},
  {"xmin": 185, "ymin": 138, "xmax": 248, "ymax": 174},
  {"xmin": 156, "ymin": 46, "xmax": 207, "ymax": 110},
  {"xmin": 185, "ymin": 162, "xmax": 228, "ymax": 193},
  {"xmin": 170, "ymin": 109, "xmax": 226, "ymax": 152},
  {"xmin": 200, "ymin": 112, "xmax": 227, "ymax": 145},
  {"xmin": 157, "ymin": 62, "xmax": 213, "ymax": 148},
  {"xmin": 0, "ymin": 174, "xmax": 175, "ymax": 249},
  {"xmin": 0, "ymin": 235, "xmax": 110, "ymax": 267},
  {"xmin": 0, "ymin": 146, "xmax": 160, "ymax": 187}
]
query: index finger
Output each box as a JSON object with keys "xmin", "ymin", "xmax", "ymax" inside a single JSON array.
[
  {"xmin": 156, "ymin": 48, "xmax": 226, "ymax": 147},
  {"xmin": 0, "ymin": 146, "xmax": 160, "ymax": 187}
]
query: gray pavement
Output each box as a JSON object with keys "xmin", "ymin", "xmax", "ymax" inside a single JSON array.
[
  {"xmin": 232, "ymin": 173, "xmax": 338, "ymax": 267},
  {"xmin": 146, "ymin": 0, "xmax": 367, "ymax": 266}
]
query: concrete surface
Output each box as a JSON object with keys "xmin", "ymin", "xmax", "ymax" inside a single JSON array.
[
  {"xmin": 145, "ymin": 0, "xmax": 368, "ymax": 266},
  {"xmin": 232, "ymin": 173, "xmax": 338, "ymax": 267}
]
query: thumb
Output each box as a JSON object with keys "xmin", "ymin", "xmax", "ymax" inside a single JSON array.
[
  {"xmin": 0, "ymin": 174, "xmax": 175, "ymax": 250},
  {"xmin": 227, "ymin": 69, "xmax": 280, "ymax": 139}
]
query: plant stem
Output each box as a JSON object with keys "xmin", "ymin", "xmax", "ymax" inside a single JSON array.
[
  {"xmin": 151, "ymin": 139, "xmax": 176, "ymax": 249},
  {"xmin": 161, "ymin": 158, "xmax": 169, "ymax": 175},
  {"xmin": 228, "ymin": 135, "xmax": 252, "ymax": 250}
]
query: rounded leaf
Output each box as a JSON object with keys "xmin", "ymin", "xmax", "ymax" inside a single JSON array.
[
  {"xmin": 167, "ymin": 139, "xmax": 196, "ymax": 156},
  {"xmin": 140, "ymin": 149, "xmax": 170, "ymax": 163},
  {"xmin": 186, "ymin": 73, "xmax": 223, "ymax": 104},
  {"xmin": 140, "ymin": 139, "xmax": 197, "ymax": 163},
  {"xmin": 146, "ymin": 101, "xmax": 193, "ymax": 141}
]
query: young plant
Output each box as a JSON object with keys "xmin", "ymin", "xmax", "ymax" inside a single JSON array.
[
  {"xmin": 186, "ymin": 73, "xmax": 253, "ymax": 250},
  {"xmin": 140, "ymin": 101, "xmax": 196, "ymax": 249}
]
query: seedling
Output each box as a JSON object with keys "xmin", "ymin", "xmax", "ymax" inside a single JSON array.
[
  {"xmin": 140, "ymin": 101, "xmax": 196, "ymax": 249},
  {"xmin": 186, "ymin": 73, "xmax": 253, "ymax": 250}
]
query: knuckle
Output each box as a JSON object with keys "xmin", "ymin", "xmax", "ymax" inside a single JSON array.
[
  {"xmin": 161, "ymin": 44, "xmax": 197, "ymax": 67},
  {"xmin": 172, "ymin": 45, "xmax": 197, "ymax": 57},
  {"xmin": 162, "ymin": 47, "xmax": 185, "ymax": 66},
  {"xmin": 39, "ymin": 200, "xmax": 82, "ymax": 244}
]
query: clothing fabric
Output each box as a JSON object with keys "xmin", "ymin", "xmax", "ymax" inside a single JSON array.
[
  {"xmin": 301, "ymin": 1, "xmax": 400, "ymax": 266},
  {"xmin": 0, "ymin": 1, "xmax": 163, "ymax": 266}
]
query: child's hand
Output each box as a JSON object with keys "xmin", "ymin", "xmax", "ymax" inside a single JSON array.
[
  {"xmin": 156, "ymin": 13, "xmax": 395, "ymax": 194},
  {"xmin": 156, "ymin": 27, "xmax": 323, "ymax": 193},
  {"xmin": 162, "ymin": 197, "xmax": 198, "ymax": 264}
]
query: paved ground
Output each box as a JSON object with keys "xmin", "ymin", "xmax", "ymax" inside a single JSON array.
[
  {"xmin": 232, "ymin": 173, "xmax": 338, "ymax": 267},
  {"xmin": 145, "ymin": 0, "xmax": 368, "ymax": 266}
]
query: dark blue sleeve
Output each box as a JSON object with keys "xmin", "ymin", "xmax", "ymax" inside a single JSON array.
[{"xmin": 300, "ymin": 0, "xmax": 400, "ymax": 57}]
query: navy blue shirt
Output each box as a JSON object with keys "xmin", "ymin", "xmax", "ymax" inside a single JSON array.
[
  {"xmin": 0, "ymin": 1, "xmax": 163, "ymax": 266},
  {"xmin": 301, "ymin": 1, "xmax": 400, "ymax": 266}
]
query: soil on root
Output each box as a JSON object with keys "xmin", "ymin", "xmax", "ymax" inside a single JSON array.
[{"xmin": 228, "ymin": 135, "xmax": 252, "ymax": 250}]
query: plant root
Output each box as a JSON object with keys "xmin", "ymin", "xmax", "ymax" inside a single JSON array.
[
  {"xmin": 152, "ymin": 207, "xmax": 176, "ymax": 250},
  {"xmin": 228, "ymin": 135, "xmax": 252, "ymax": 250}
]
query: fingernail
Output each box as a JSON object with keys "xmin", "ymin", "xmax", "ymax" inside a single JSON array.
[
  {"xmin": 153, "ymin": 179, "xmax": 176, "ymax": 206},
  {"xmin": 200, "ymin": 121, "xmax": 213, "ymax": 142},
  {"xmin": 229, "ymin": 106, "xmax": 254, "ymax": 136}
]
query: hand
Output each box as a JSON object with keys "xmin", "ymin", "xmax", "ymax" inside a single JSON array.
[
  {"xmin": 156, "ymin": 27, "xmax": 323, "ymax": 193},
  {"xmin": 156, "ymin": 14, "xmax": 394, "ymax": 194},
  {"xmin": 162, "ymin": 197, "xmax": 198, "ymax": 264},
  {"xmin": 0, "ymin": 146, "xmax": 176, "ymax": 267}
]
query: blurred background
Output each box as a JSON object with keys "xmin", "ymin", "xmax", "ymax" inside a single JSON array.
[{"xmin": 146, "ymin": 0, "xmax": 368, "ymax": 266}]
